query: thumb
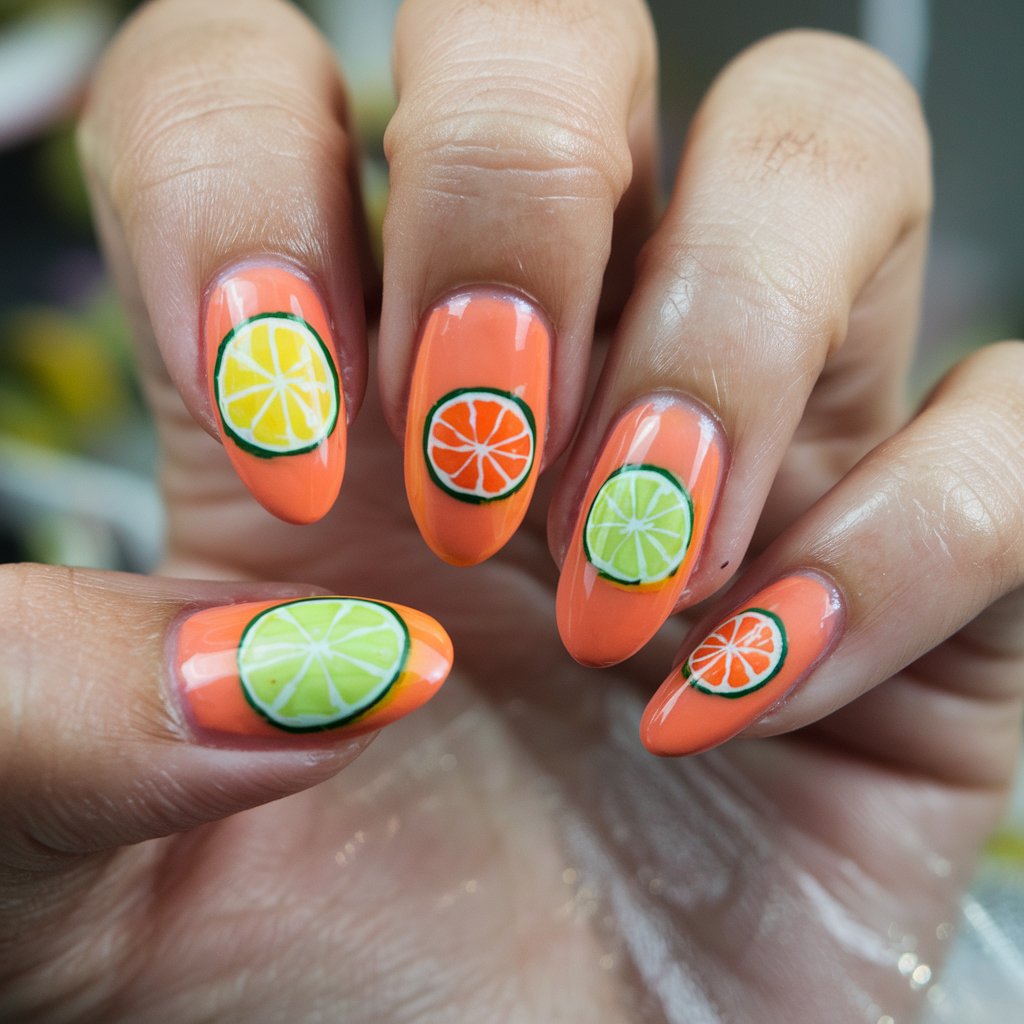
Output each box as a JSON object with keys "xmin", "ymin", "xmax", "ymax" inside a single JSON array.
[{"xmin": 0, "ymin": 565, "xmax": 452, "ymax": 865}]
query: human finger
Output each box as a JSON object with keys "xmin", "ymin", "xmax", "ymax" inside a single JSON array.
[
  {"xmin": 378, "ymin": 0, "xmax": 658, "ymax": 565},
  {"xmin": 0, "ymin": 566, "xmax": 451, "ymax": 872},
  {"xmin": 78, "ymin": 0, "xmax": 374, "ymax": 524},
  {"xmin": 551, "ymin": 30, "xmax": 930, "ymax": 666},
  {"xmin": 641, "ymin": 342, "xmax": 1024, "ymax": 769}
]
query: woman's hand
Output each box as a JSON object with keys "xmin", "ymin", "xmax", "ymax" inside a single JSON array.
[{"xmin": 2, "ymin": 1, "xmax": 1022, "ymax": 1020}]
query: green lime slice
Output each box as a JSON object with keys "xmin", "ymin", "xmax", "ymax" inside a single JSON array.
[
  {"xmin": 238, "ymin": 597, "xmax": 409, "ymax": 732},
  {"xmin": 583, "ymin": 464, "xmax": 693, "ymax": 586}
]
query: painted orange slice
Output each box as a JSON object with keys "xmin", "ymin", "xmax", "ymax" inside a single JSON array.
[
  {"xmin": 424, "ymin": 387, "xmax": 536, "ymax": 503},
  {"xmin": 683, "ymin": 608, "xmax": 787, "ymax": 698}
]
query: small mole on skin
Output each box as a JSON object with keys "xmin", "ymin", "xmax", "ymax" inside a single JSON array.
[{"xmin": 720, "ymin": 561, "xmax": 730, "ymax": 569}]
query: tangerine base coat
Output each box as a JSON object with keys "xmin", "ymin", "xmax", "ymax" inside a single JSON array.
[
  {"xmin": 404, "ymin": 289, "xmax": 551, "ymax": 566},
  {"xmin": 176, "ymin": 597, "xmax": 453, "ymax": 745},
  {"xmin": 205, "ymin": 265, "xmax": 345, "ymax": 524},
  {"xmin": 556, "ymin": 397, "xmax": 724, "ymax": 667},
  {"xmin": 641, "ymin": 574, "xmax": 843, "ymax": 756}
]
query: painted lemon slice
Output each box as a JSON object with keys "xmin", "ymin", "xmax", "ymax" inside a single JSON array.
[{"xmin": 215, "ymin": 313, "xmax": 339, "ymax": 457}]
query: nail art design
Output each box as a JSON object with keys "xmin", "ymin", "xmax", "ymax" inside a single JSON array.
[
  {"xmin": 405, "ymin": 289, "xmax": 550, "ymax": 566},
  {"xmin": 683, "ymin": 608, "xmax": 787, "ymax": 697},
  {"xmin": 583, "ymin": 464, "xmax": 693, "ymax": 587},
  {"xmin": 423, "ymin": 387, "xmax": 536, "ymax": 503},
  {"xmin": 556, "ymin": 397, "xmax": 724, "ymax": 667},
  {"xmin": 177, "ymin": 596, "xmax": 453, "ymax": 743},
  {"xmin": 641, "ymin": 573, "xmax": 843, "ymax": 756},
  {"xmin": 205, "ymin": 265, "xmax": 345, "ymax": 524}
]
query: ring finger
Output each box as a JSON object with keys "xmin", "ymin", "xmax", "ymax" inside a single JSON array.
[{"xmin": 550, "ymin": 30, "xmax": 932, "ymax": 666}]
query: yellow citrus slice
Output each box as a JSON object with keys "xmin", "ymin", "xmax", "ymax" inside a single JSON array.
[
  {"xmin": 683, "ymin": 608, "xmax": 787, "ymax": 697},
  {"xmin": 424, "ymin": 387, "xmax": 536, "ymax": 503},
  {"xmin": 583, "ymin": 464, "xmax": 693, "ymax": 586},
  {"xmin": 238, "ymin": 597, "xmax": 410, "ymax": 732},
  {"xmin": 214, "ymin": 313, "xmax": 339, "ymax": 457}
]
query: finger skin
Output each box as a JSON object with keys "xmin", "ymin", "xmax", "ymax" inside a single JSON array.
[
  {"xmin": 0, "ymin": 567, "xmax": 451, "ymax": 866},
  {"xmin": 550, "ymin": 30, "xmax": 930, "ymax": 664},
  {"xmin": 379, "ymin": 0, "xmax": 658, "ymax": 537},
  {"xmin": 78, "ymin": 0, "xmax": 370, "ymax": 521},
  {"xmin": 641, "ymin": 342, "xmax": 1024, "ymax": 763}
]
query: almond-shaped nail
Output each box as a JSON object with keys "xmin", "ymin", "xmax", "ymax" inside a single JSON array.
[
  {"xmin": 404, "ymin": 289, "xmax": 551, "ymax": 566},
  {"xmin": 176, "ymin": 596, "xmax": 452, "ymax": 744},
  {"xmin": 556, "ymin": 396, "xmax": 724, "ymax": 667},
  {"xmin": 205, "ymin": 265, "xmax": 345, "ymax": 524},
  {"xmin": 641, "ymin": 573, "xmax": 843, "ymax": 756}
]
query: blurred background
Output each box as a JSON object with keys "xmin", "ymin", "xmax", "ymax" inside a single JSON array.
[{"xmin": 0, "ymin": 1, "xmax": 1021, "ymax": 1017}]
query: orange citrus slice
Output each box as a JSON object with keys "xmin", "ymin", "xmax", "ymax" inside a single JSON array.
[
  {"xmin": 424, "ymin": 387, "xmax": 536, "ymax": 503},
  {"xmin": 683, "ymin": 608, "xmax": 787, "ymax": 697}
]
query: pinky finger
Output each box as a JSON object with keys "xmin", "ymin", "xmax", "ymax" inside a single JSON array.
[{"xmin": 641, "ymin": 341, "xmax": 1024, "ymax": 771}]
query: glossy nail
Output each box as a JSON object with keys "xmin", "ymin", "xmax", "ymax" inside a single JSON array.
[
  {"xmin": 556, "ymin": 396, "xmax": 724, "ymax": 667},
  {"xmin": 641, "ymin": 573, "xmax": 843, "ymax": 756},
  {"xmin": 205, "ymin": 264, "xmax": 345, "ymax": 524},
  {"xmin": 404, "ymin": 289, "xmax": 551, "ymax": 565},
  {"xmin": 176, "ymin": 596, "xmax": 453, "ymax": 744}
]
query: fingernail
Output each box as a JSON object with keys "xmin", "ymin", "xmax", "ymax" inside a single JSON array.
[
  {"xmin": 176, "ymin": 596, "xmax": 453, "ymax": 744},
  {"xmin": 640, "ymin": 573, "xmax": 843, "ymax": 756},
  {"xmin": 204, "ymin": 264, "xmax": 345, "ymax": 524},
  {"xmin": 404, "ymin": 289, "xmax": 551, "ymax": 565},
  {"xmin": 556, "ymin": 396, "xmax": 724, "ymax": 667}
]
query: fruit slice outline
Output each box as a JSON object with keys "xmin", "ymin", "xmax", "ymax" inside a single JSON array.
[
  {"xmin": 237, "ymin": 597, "xmax": 411, "ymax": 732},
  {"xmin": 582, "ymin": 463, "xmax": 694, "ymax": 587},
  {"xmin": 683, "ymin": 607, "xmax": 788, "ymax": 698},
  {"xmin": 214, "ymin": 311, "xmax": 340, "ymax": 459},
  {"xmin": 423, "ymin": 386, "xmax": 537, "ymax": 504}
]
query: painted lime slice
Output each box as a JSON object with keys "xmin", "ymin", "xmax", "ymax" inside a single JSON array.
[
  {"xmin": 424, "ymin": 387, "xmax": 536, "ymax": 503},
  {"xmin": 214, "ymin": 312, "xmax": 339, "ymax": 457},
  {"xmin": 583, "ymin": 464, "xmax": 693, "ymax": 586},
  {"xmin": 238, "ymin": 597, "xmax": 409, "ymax": 732},
  {"xmin": 683, "ymin": 608, "xmax": 787, "ymax": 698}
]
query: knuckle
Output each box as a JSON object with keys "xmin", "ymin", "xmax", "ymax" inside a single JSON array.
[
  {"xmin": 0, "ymin": 564, "xmax": 73, "ymax": 761},
  {"xmin": 642, "ymin": 226, "xmax": 846, "ymax": 376},
  {"xmin": 900, "ymin": 347, "xmax": 1024, "ymax": 581},
  {"xmin": 82, "ymin": 4, "xmax": 347, "ymax": 230},
  {"xmin": 721, "ymin": 30, "xmax": 932, "ymax": 223},
  {"xmin": 385, "ymin": 74, "xmax": 633, "ymax": 207}
]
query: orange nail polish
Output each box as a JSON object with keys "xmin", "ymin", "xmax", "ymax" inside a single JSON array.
[
  {"xmin": 176, "ymin": 596, "xmax": 453, "ymax": 744},
  {"xmin": 641, "ymin": 573, "xmax": 843, "ymax": 756},
  {"xmin": 205, "ymin": 265, "xmax": 345, "ymax": 524},
  {"xmin": 556, "ymin": 397, "xmax": 724, "ymax": 667},
  {"xmin": 404, "ymin": 290, "xmax": 551, "ymax": 565}
]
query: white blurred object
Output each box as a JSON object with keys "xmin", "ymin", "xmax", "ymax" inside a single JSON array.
[
  {"xmin": 0, "ymin": 2, "xmax": 114, "ymax": 147},
  {"xmin": 307, "ymin": 0, "xmax": 398, "ymax": 106},
  {"xmin": 0, "ymin": 434, "xmax": 162, "ymax": 570},
  {"xmin": 860, "ymin": 0, "xmax": 930, "ymax": 94}
]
